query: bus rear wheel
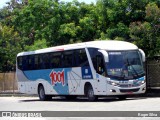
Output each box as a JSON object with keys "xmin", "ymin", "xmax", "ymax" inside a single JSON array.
[
  {"xmin": 38, "ymin": 85, "xmax": 52, "ymax": 101},
  {"xmin": 86, "ymin": 86, "xmax": 98, "ymax": 101}
]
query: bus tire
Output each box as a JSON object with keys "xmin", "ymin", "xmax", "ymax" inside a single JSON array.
[
  {"xmin": 65, "ymin": 95, "xmax": 77, "ymax": 100},
  {"xmin": 86, "ymin": 86, "xmax": 98, "ymax": 101},
  {"xmin": 38, "ymin": 85, "xmax": 52, "ymax": 101},
  {"xmin": 118, "ymin": 95, "xmax": 127, "ymax": 100}
]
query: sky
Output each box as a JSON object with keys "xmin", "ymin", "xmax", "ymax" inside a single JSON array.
[{"xmin": 0, "ymin": 0, "xmax": 96, "ymax": 9}]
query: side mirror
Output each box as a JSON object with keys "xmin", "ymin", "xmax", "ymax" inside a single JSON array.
[
  {"xmin": 139, "ymin": 49, "xmax": 145, "ymax": 62},
  {"xmin": 98, "ymin": 50, "xmax": 109, "ymax": 62}
]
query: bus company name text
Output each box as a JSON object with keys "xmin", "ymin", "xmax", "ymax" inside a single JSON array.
[{"xmin": 50, "ymin": 70, "xmax": 65, "ymax": 86}]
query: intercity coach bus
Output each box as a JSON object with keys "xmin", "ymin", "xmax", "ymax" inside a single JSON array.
[{"xmin": 16, "ymin": 40, "xmax": 146, "ymax": 101}]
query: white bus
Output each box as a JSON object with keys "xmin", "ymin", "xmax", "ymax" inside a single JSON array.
[{"xmin": 16, "ymin": 40, "xmax": 146, "ymax": 101}]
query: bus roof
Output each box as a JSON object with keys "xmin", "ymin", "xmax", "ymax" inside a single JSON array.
[{"xmin": 17, "ymin": 40, "xmax": 138, "ymax": 56}]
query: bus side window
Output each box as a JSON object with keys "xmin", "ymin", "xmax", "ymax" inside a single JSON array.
[
  {"xmin": 43, "ymin": 54, "xmax": 50, "ymax": 69},
  {"xmin": 50, "ymin": 52, "xmax": 62, "ymax": 68},
  {"xmin": 39, "ymin": 55, "xmax": 44, "ymax": 69},
  {"xmin": 77, "ymin": 49, "xmax": 89, "ymax": 67},
  {"xmin": 34, "ymin": 55, "xmax": 39, "ymax": 70},
  {"xmin": 63, "ymin": 51, "xmax": 74, "ymax": 68},
  {"xmin": 28, "ymin": 55, "xmax": 34, "ymax": 70},
  {"xmin": 17, "ymin": 57, "xmax": 22, "ymax": 70},
  {"xmin": 22, "ymin": 56, "xmax": 27, "ymax": 70},
  {"xmin": 88, "ymin": 48, "xmax": 97, "ymax": 70}
]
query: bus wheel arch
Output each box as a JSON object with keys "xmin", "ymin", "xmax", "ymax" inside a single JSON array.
[{"xmin": 84, "ymin": 82, "xmax": 98, "ymax": 101}]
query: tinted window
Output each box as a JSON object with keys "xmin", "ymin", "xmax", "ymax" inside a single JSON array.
[
  {"xmin": 39, "ymin": 54, "xmax": 44, "ymax": 69},
  {"xmin": 63, "ymin": 51, "xmax": 74, "ymax": 68},
  {"xmin": 34, "ymin": 55, "xmax": 39, "ymax": 70},
  {"xmin": 17, "ymin": 49, "xmax": 89, "ymax": 70},
  {"xmin": 17, "ymin": 57, "xmax": 22, "ymax": 70},
  {"xmin": 76, "ymin": 49, "xmax": 89, "ymax": 67},
  {"xmin": 28, "ymin": 55, "xmax": 34, "ymax": 70},
  {"xmin": 88, "ymin": 48, "xmax": 106, "ymax": 76},
  {"xmin": 43, "ymin": 54, "xmax": 50, "ymax": 69},
  {"xmin": 88, "ymin": 48, "xmax": 98, "ymax": 70},
  {"xmin": 50, "ymin": 52, "xmax": 62, "ymax": 68},
  {"xmin": 22, "ymin": 56, "xmax": 28, "ymax": 70}
]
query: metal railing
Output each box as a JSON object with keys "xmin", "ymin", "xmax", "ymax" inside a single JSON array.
[{"xmin": 146, "ymin": 57, "xmax": 160, "ymax": 89}]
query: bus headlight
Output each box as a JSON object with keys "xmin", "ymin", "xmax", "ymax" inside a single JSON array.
[
  {"xmin": 112, "ymin": 82, "xmax": 118, "ymax": 86},
  {"xmin": 141, "ymin": 80, "xmax": 146, "ymax": 84},
  {"xmin": 141, "ymin": 80, "xmax": 145, "ymax": 84},
  {"xmin": 138, "ymin": 80, "xmax": 146, "ymax": 85},
  {"xmin": 107, "ymin": 81, "xmax": 119, "ymax": 86}
]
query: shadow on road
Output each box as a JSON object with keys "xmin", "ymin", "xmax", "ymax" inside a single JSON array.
[
  {"xmin": 17, "ymin": 89, "xmax": 160, "ymax": 103},
  {"xmin": 19, "ymin": 96, "xmax": 148, "ymax": 103}
]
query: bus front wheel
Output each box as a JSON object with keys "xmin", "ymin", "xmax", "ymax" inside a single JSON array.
[
  {"xmin": 86, "ymin": 86, "xmax": 98, "ymax": 101},
  {"xmin": 118, "ymin": 95, "xmax": 127, "ymax": 100}
]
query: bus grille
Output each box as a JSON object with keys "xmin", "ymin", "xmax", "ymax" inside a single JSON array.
[
  {"xmin": 120, "ymin": 88, "xmax": 140, "ymax": 93},
  {"xmin": 120, "ymin": 84, "xmax": 139, "ymax": 88}
]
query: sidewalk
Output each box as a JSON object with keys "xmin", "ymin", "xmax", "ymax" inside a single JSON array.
[{"xmin": 0, "ymin": 90, "xmax": 38, "ymax": 97}]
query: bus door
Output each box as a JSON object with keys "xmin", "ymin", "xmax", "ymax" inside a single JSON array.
[{"xmin": 95, "ymin": 53, "xmax": 107, "ymax": 95}]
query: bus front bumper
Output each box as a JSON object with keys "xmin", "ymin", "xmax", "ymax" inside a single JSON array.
[{"xmin": 106, "ymin": 83, "xmax": 146, "ymax": 95}]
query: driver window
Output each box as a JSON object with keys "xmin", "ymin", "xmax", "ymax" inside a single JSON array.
[
  {"xmin": 96, "ymin": 54, "xmax": 106, "ymax": 76},
  {"xmin": 88, "ymin": 48, "xmax": 106, "ymax": 76}
]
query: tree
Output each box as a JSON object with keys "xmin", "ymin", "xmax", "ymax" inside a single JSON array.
[
  {"xmin": 0, "ymin": 24, "xmax": 21, "ymax": 71},
  {"xmin": 58, "ymin": 23, "xmax": 77, "ymax": 44},
  {"xmin": 145, "ymin": 3, "xmax": 160, "ymax": 25},
  {"xmin": 0, "ymin": 0, "xmax": 160, "ymax": 72},
  {"xmin": 145, "ymin": 3, "xmax": 160, "ymax": 56},
  {"xmin": 106, "ymin": 22, "xmax": 129, "ymax": 40},
  {"xmin": 129, "ymin": 3, "xmax": 160, "ymax": 57}
]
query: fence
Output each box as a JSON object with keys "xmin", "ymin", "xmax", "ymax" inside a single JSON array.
[
  {"xmin": 146, "ymin": 57, "xmax": 160, "ymax": 89},
  {"xmin": 0, "ymin": 72, "xmax": 18, "ymax": 93}
]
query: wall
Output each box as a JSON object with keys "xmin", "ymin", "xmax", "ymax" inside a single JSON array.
[{"xmin": 0, "ymin": 72, "xmax": 18, "ymax": 93}]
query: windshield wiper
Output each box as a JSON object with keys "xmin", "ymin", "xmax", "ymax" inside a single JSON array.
[{"xmin": 126, "ymin": 59, "xmax": 139, "ymax": 78}]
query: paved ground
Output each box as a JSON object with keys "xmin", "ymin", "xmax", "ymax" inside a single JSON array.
[
  {"xmin": 0, "ymin": 96, "xmax": 160, "ymax": 111},
  {"xmin": 0, "ymin": 96, "xmax": 160, "ymax": 120}
]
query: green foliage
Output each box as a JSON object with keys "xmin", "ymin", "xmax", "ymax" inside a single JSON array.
[
  {"xmin": 106, "ymin": 22, "xmax": 129, "ymax": 40},
  {"xmin": 0, "ymin": 24, "xmax": 21, "ymax": 71},
  {"xmin": 0, "ymin": 0, "xmax": 160, "ymax": 71},
  {"xmin": 25, "ymin": 39, "xmax": 47, "ymax": 51},
  {"xmin": 129, "ymin": 3, "xmax": 160, "ymax": 57},
  {"xmin": 58, "ymin": 23, "xmax": 77, "ymax": 44},
  {"xmin": 145, "ymin": 3, "xmax": 160, "ymax": 24}
]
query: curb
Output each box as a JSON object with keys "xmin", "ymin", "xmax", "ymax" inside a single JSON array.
[{"xmin": 0, "ymin": 92, "xmax": 38, "ymax": 97}]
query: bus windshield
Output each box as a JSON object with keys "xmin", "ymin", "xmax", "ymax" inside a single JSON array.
[{"xmin": 107, "ymin": 50, "xmax": 145, "ymax": 80}]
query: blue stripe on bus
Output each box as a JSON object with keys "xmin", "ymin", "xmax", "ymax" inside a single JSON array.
[
  {"xmin": 137, "ymin": 76, "xmax": 145, "ymax": 81},
  {"xmin": 24, "ymin": 69, "xmax": 52, "ymax": 81},
  {"xmin": 23, "ymin": 68, "xmax": 72, "ymax": 95},
  {"xmin": 23, "ymin": 67, "xmax": 93, "ymax": 95}
]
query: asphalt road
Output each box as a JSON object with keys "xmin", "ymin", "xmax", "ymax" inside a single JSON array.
[
  {"xmin": 0, "ymin": 96, "xmax": 160, "ymax": 111},
  {"xmin": 0, "ymin": 96, "xmax": 160, "ymax": 120}
]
